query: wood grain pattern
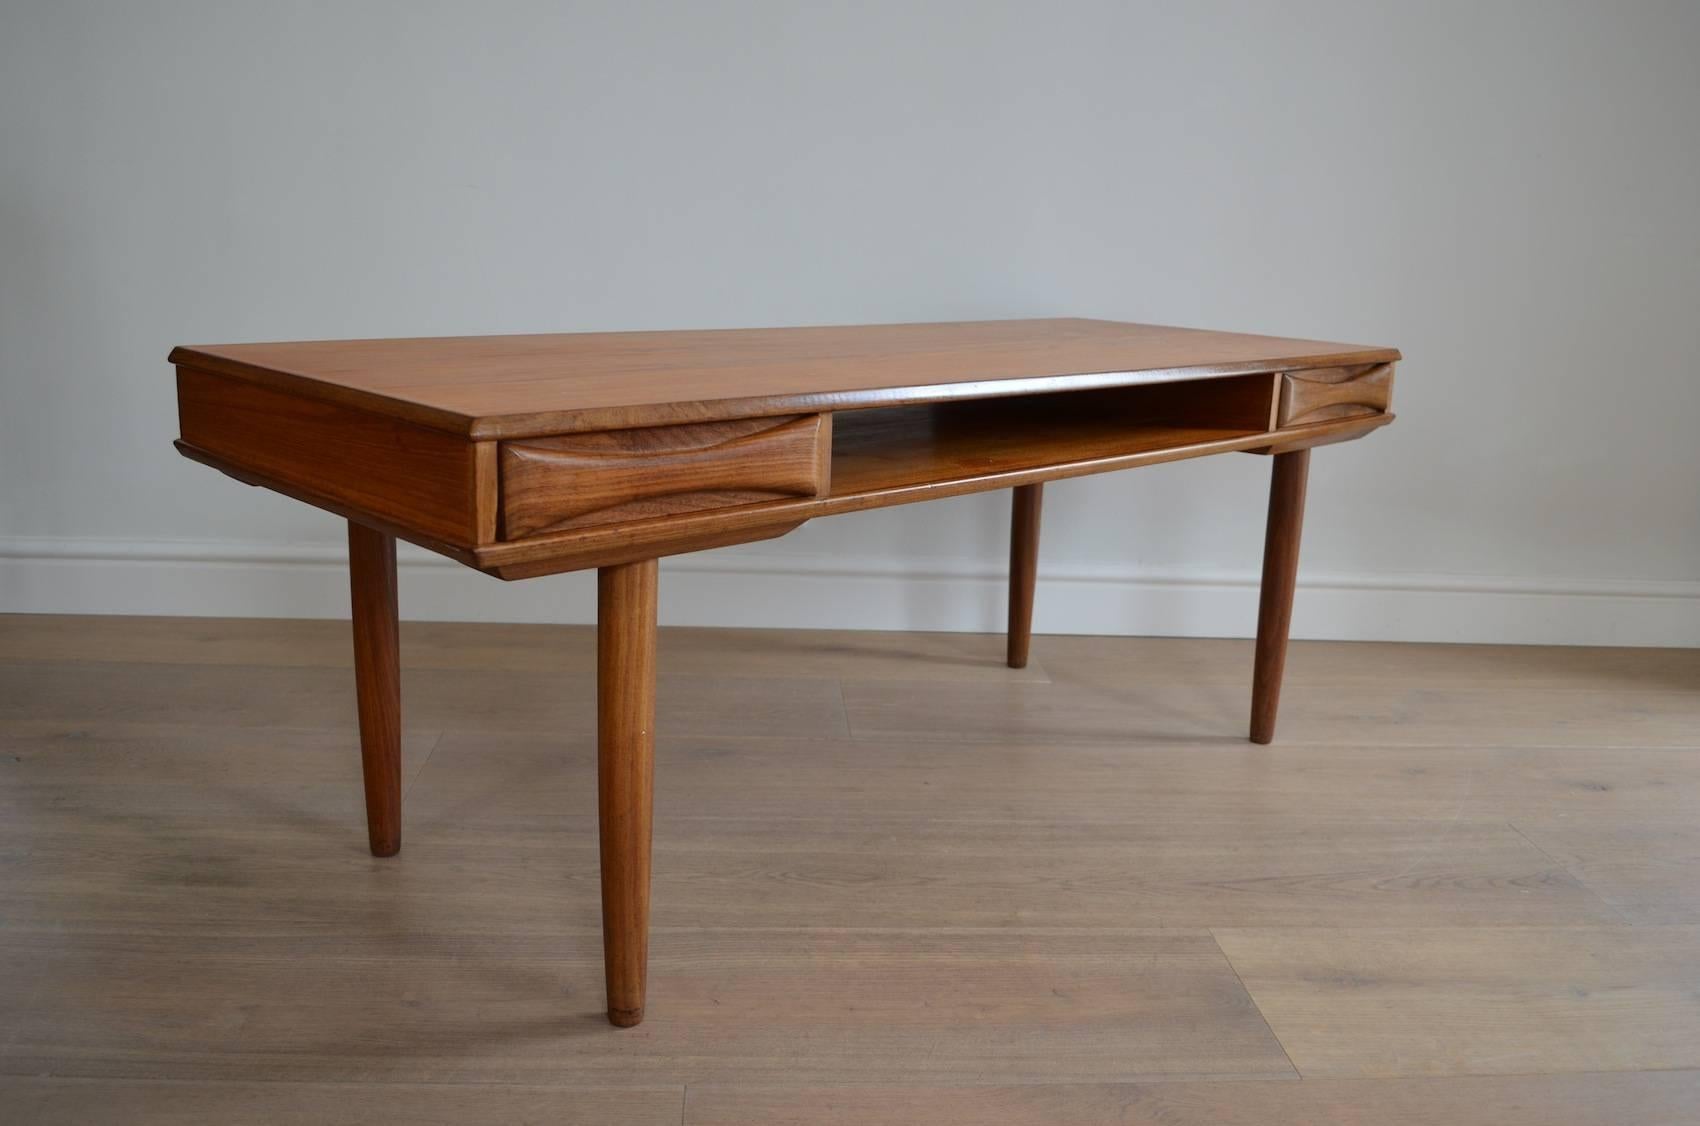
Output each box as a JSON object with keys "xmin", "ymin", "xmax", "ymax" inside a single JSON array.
[
  {"xmin": 0, "ymin": 1080, "xmax": 686, "ymax": 1126},
  {"xmin": 347, "ymin": 523, "xmax": 402, "ymax": 857},
  {"xmin": 1214, "ymin": 926, "xmax": 1700, "ymax": 1077},
  {"xmin": 1512, "ymin": 822, "xmax": 1700, "ymax": 926},
  {"xmin": 685, "ymin": 1071, "xmax": 1700, "ymax": 1126},
  {"xmin": 4, "ymin": 617, "xmax": 1699, "ymax": 1117},
  {"xmin": 488, "ymin": 519, "xmax": 808, "ymax": 580},
  {"xmin": 1028, "ymin": 634, "xmax": 1700, "ymax": 694},
  {"xmin": 0, "ymin": 929, "xmax": 1288, "ymax": 1086},
  {"xmin": 8, "ymin": 637, "xmax": 1691, "ymax": 751},
  {"xmin": 597, "ymin": 559, "xmax": 658, "ymax": 1027},
  {"xmin": 838, "ymin": 671, "xmax": 1700, "ymax": 748},
  {"xmin": 1007, "ymin": 484, "xmax": 1042, "ymax": 669},
  {"xmin": 3, "ymin": 732, "xmax": 1624, "ymax": 939},
  {"xmin": 170, "ymin": 318, "xmax": 1401, "ymax": 439},
  {"xmin": 176, "ymin": 366, "xmax": 481, "ymax": 546},
  {"xmin": 0, "ymin": 615, "xmax": 1058, "ymax": 680},
  {"xmin": 0, "ymin": 661, "xmax": 846, "ymax": 742},
  {"xmin": 500, "ymin": 415, "xmax": 827, "ymax": 538},
  {"xmin": 1250, "ymin": 450, "xmax": 1309, "ymax": 744},
  {"xmin": 412, "ymin": 737, "xmax": 1683, "ymax": 845},
  {"xmin": 1130, "ymin": 369, "xmax": 1281, "ymax": 431},
  {"xmin": 402, "ymin": 737, "xmax": 1621, "ymax": 932},
  {"xmin": 1278, "ymin": 363, "xmax": 1393, "ymax": 427},
  {"xmin": 472, "ymin": 440, "xmax": 500, "ymax": 544},
  {"xmin": 172, "ymin": 439, "xmax": 482, "ymax": 567},
  {"xmin": 1246, "ymin": 412, "xmax": 1391, "ymax": 455},
  {"xmin": 8, "ymin": 1070, "xmax": 1699, "ymax": 1126}
]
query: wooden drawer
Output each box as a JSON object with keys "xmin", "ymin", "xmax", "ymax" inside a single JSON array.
[
  {"xmin": 1278, "ymin": 363, "xmax": 1394, "ymax": 427},
  {"xmin": 499, "ymin": 414, "xmax": 831, "ymax": 539}
]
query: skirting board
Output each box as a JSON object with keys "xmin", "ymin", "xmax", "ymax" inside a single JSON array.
[{"xmin": 2, "ymin": 537, "xmax": 1697, "ymax": 647}]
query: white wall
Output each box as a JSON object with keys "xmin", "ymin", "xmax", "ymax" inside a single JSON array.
[{"xmin": 3, "ymin": 1, "xmax": 1698, "ymax": 645}]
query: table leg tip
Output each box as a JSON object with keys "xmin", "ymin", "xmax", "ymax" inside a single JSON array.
[
  {"xmin": 368, "ymin": 839, "xmax": 401, "ymax": 858},
  {"xmin": 608, "ymin": 1007, "xmax": 644, "ymax": 1028}
]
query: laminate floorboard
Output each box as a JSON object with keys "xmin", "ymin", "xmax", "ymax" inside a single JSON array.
[{"xmin": 0, "ymin": 615, "xmax": 1694, "ymax": 1124}]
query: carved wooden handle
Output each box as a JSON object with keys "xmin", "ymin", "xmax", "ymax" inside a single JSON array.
[
  {"xmin": 500, "ymin": 414, "xmax": 829, "ymax": 539},
  {"xmin": 1279, "ymin": 364, "xmax": 1394, "ymax": 427}
]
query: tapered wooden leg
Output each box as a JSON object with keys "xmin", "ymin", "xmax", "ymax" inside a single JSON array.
[
  {"xmin": 597, "ymin": 558, "xmax": 658, "ymax": 1028},
  {"xmin": 1250, "ymin": 450, "xmax": 1310, "ymax": 745},
  {"xmin": 1007, "ymin": 483, "xmax": 1043, "ymax": 669},
  {"xmin": 348, "ymin": 521, "xmax": 401, "ymax": 857}
]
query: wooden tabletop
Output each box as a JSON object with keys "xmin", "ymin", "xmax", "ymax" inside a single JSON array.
[{"xmin": 170, "ymin": 318, "xmax": 1401, "ymax": 441}]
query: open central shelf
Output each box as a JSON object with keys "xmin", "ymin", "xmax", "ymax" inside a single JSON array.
[{"xmin": 827, "ymin": 373, "xmax": 1278, "ymax": 502}]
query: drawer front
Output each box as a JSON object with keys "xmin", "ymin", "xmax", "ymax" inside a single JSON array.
[
  {"xmin": 500, "ymin": 414, "xmax": 830, "ymax": 539},
  {"xmin": 1278, "ymin": 363, "xmax": 1394, "ymax": 427}
]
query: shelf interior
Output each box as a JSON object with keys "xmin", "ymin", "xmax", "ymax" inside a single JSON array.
[{"xmin": 829, "ymin": 373, "xmax": 1277, "ymax": 497}]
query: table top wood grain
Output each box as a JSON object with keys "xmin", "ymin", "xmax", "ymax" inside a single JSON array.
[{"xmin": 169, "ymin": 318, "xmax": 1401, "ymax": 440}]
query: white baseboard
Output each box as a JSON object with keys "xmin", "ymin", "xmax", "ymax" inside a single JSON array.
[{"xmin": 2, "ymin": 537, "xmax": 1696, "ymax": 647}]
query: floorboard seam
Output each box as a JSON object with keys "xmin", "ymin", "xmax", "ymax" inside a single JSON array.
[
  {"xmin": 1207, "ymin": 927, "xmax": 1303, "ymax": 1081},
  {"xmin": 1506, "ymin": 820, "xmax": 1638, "ymax": 926},
  {"xmin": 835, "ymin": 679, "xmax": 855, "ymax": 739},
  {"xmin": 403, "ymin": 730, "xmax": 446, "ymax": 798}
]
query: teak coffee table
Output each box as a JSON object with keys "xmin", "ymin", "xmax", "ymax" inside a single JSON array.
[{"xmin": 171, "ymin": 318, "xmax": 1400, "ymax": 1026}]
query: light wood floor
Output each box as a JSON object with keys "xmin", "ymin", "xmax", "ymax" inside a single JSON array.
[{"xmin": 2, "ymin": 614, "xmax": 1698, "ymax": 1124}]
